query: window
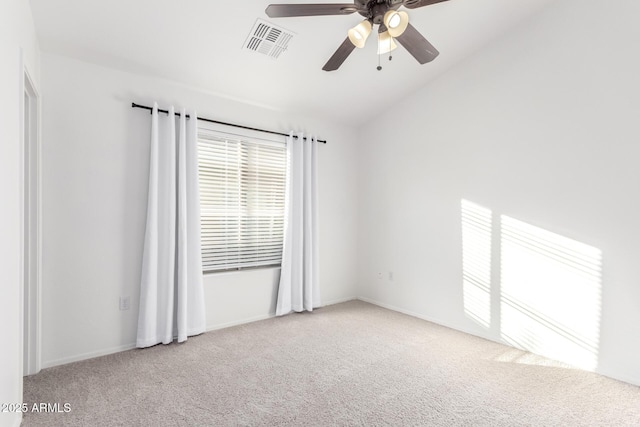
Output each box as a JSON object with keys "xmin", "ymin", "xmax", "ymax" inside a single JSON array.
[{"xmin": 198, "ymin": 128, "xmax": 287, "ymax": 272}]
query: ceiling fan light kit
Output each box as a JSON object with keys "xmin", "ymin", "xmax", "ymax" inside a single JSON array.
[
  {"xmin": 377, "ymin": 30, "xmax": 397, "ymax": 55},
  {"xmin": 265, "ymin": 0, "xmax": 448, "ymax": 71},
  {"xmin": 383, "ymin": 10, "xmax": 409, "ymax": 38},
  {"xmin": 348, "ymin": 19, "xmax": 373, "ymax": 48}
]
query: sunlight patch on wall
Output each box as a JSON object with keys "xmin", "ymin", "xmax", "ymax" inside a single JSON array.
[
  {"xmin": 461, "ymin": 200, "xmax": 492, "ymax": 328},
  {"xmin": 500, "ymin": 216, "xmax": 602, "ymax": 371}
]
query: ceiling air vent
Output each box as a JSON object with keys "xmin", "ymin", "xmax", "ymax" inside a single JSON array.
[{"xmin": 243, "ymin": 19, "xmax": 294, "ymax": 60}]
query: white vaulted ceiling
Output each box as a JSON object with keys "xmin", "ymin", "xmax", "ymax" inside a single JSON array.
[{"xmin": 30, "ymin": 0, "xmax": 556, "ymax": 125}]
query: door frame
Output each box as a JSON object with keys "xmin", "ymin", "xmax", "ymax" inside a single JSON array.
[{"xmin": 20, "ymin": 56, "xmax": 42, "ymax": 377}]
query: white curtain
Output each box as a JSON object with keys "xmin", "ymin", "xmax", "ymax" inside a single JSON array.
[
  {"xmin": 137, "ymin": 103, "xmax": 206, "ymax": 348},
  {"xmin": 276, "ymin": 132, "xmax": 320, "ymax": 315}
]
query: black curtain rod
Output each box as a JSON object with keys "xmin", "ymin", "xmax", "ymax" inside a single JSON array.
[{"xmin": 131, "ymin": 102, "xmax": 327, "ymax": 144}]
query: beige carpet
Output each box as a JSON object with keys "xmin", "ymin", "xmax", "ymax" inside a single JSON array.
[{"xmin": 23, "ymin": 300, "xmax": 640, "ymax": 426}]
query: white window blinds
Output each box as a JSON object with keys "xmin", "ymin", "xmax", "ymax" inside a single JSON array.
[{"xmin": 198, "ymin": 130, "xmax": 287, "ymax": 272}]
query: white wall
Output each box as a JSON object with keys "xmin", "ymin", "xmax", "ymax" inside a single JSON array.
[
  {"xmin": 357, "ymin": 0, "xmax": 640, "ymax": 385},
  {"xmin": 40, "ymin": 53, "xmax": 359, "ymax": 367},
  {"xmin": 0, "ymin": 2, "xmax": 40, "ymax": 426}
]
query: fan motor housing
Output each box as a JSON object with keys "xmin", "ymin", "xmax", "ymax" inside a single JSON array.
[{"xmin": 357, "ymin": 0, "xmax": 402, "ymax": 23}]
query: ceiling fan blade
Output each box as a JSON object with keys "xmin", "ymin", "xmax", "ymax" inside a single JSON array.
[
  {"xmin": 403, "ymin": 0, "xmax": 450, "ymax": 9},
  {"xmin": 322, "ymin": 37, "xmax": 356, "ymax": 71},
  {"xmin": 395, "ymin": 23, "xmax": 439, "ymax": 64},
  {"xmin": 265, "ymin": 3, "xmax": 359, "ymax": 18}
]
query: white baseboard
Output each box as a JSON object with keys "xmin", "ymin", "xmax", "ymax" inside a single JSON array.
[
  {"xmin": 205, "ymin": 296, "xmax": 357, "ymax": 331},
  {"xmin": 356, "ymin": 296, "xmax": 640, "ymax": 387},
  {"xmin": 321, "ymin": 296, "xmax": 357, "ymax": 307},
  {"xmin": 40, "ymin": 298, "xmax": 358, "ymax": 369},
  {"xmin": 32, "ymin": 295, "xmax": 640, "ymax": 388},
  {"xmin": 356, "ymin": 296, "xmax": 471, "ymax": 334},
  {"xmin": 206, "ymin": 313, "xmax": 276, "ymax": 332},
  {"xmin": 42, "ymin": 343, "xmax": 136, "ymax": 369},
  {"xmin": 594, "ymin": 367, "xmax": 640, "ymax": 387},
  {"xmin": 42, "ymin": 315, "xmax": 277, "ymax": 368}
]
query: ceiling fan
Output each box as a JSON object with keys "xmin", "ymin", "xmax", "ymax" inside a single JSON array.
[{"xmin": 265, "ymin": 0, "xmax": 450, "ymax": 71}]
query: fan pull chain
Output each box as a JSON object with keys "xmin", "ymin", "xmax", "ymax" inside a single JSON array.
[
  {"xmin": 377, "ymin": 32, "xmax": 382, "ymax": 71},
  {"xmin": 376, "ymin": 32, "xmax": 394, "ymax": 71}
]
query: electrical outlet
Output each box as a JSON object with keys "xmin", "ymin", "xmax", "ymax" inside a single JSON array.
[
  {"xmin": 377, "ymin": 272, "xmax": 383, "ymax": 280},
  {"xmin": 119, "ymin": 296, "xmax": 130, "ymax": 311}
]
